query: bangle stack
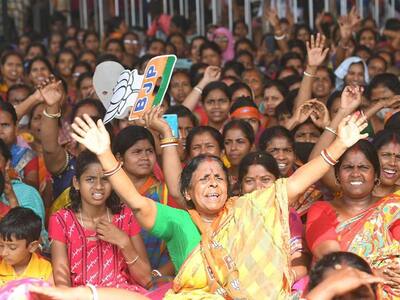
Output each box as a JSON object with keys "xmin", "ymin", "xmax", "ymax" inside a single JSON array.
[
  {"xmin": 274, "ymin": 33, "xmax": 286, "ymax": 40},
  {"xmin": 125, "ymin": 255, "xmax": 139, "ymax": 265},
  {"xmin": 324, "ymin": 126, "xmax": 337, "ymax": 135},
  {"xmin": 86, "ymin": 283, "xmax": 99, "ymax": 300},
  {"xmin": 43, "ymin": 108, "xmax": 61, "ymax": 119},
  {"xmin": 193, "ymin": 86, "xmax": 203, "ymax": 95},
  {"xmin": 160, "ymin": 137, "xmax": 178, "ymax": 148},
  {"xmin": 320, "ymin": 149, "xmax": 338, "ymax": 166},
  {"xmin": 103, "ymin": 161, "xmax": 123, "ymax": 177},
  {"xmin": 303, "ymin": 70, "xmax": 316, "ymax": 78}
]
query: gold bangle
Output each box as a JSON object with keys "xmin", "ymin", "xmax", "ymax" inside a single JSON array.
[
  {"xmin": 160, "ymin": 137, "xmax": 178, "ymax": 144},
  {"xmin": 125, "ymin": 255, "xmax": 139, "ymax": 265},
  {"xmin": 43, "ymin": 108, "xmax": 61, "ymax": 119},
  {"xmin": 103, "ymin": 161, "xmax": 123, "ymax": 177}
]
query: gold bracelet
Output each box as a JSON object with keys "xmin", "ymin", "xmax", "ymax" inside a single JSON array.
[
  {"xmin": 125, "ymin": 255, "xmax": 139, "ymax": 265},
  {"xmin": 160, "ymin": 137, "xmax": 178, "ymax": 144},
  {"xmin": 43, "ymin": 108, "xmax": 61, "ymax": 119},
  {"xmin": 103, "ymin": 161, "xmax": 123, "ymax": 177}
]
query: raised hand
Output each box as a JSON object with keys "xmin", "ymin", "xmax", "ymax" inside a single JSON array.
[
  {"xmin": 70, "ymin": 114, "xmax": 111, "ymax": 155},
  {"xmin": 337, "ymin": 111, "xmax": 368, "ymax": 148},
  {"xmin": 140, "ymin": 106, "xmax": 171, "ymax": 137},
  {"xmin": 340, "ymin": 85, "xmax": 363, "ymax": 113},
  {"xmin": 202, "ymin": 66, "xmax": 221, "ymax": 85},
  {"xmin": 265, "ymin": 8, "xmax": 280, "ymax": 29},
  {"xmin": 309, "ymin": 100, "xmax": 330, "ymax": 129},
  {"xmin": 296, "ymin": 102, "xmax": 313, "ymax": 123},
  {"xmin": 307, "ymin": 33, "xmax": 329, "ymax": 67},
  {"xmin": 37, "ymin": 75, "xmax": 65, "ymax": 107},
  {"xmin": 338, "ymin": 6, "xmax": 360, "ymax": 41}
]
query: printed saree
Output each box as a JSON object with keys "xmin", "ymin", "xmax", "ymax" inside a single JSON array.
[
  {"xmin": 337, "ymin": 194, "xmax": 400, "ymax": 299},
  {"xmin": 164, "ymin": 178, "xmax": 292, "ymax": 300}
]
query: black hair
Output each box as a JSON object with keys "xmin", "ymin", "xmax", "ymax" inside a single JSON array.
[
  {"xmin": 275, "ymin": 101, "xmax": 292, "ymax": 120},
  {"xmin": 294, "ymin": 142, "xmax": 315, "ymax": 163},
  {"xmin": 294, "ymin": 24, "xmax": 311, "ymax": 38},
  {"xmin": 105, "ymin": 38, "xmax": 123, "ymax": 52},
  {"xmin": 83, "ymin": 31, "xmax": 99, "ymax": 45},
  {"xmin": 356, "ymin": 28, "xmax": 379, "ymax": 45},
  {"xmin": 95, "ymin": 53, "xmax": 121, "ymax": 66},
  {"xmin": 234, "ymin": 37, "xmax": 256, "ymax": 53},
  {"xmin": 170, "ymin": 15, "xmax": 190, "ymax": 34},
  {"xmin": 201, "ymin": 81, "xmax": 230, "ymax": 104},
  {"xmin": 199, "ymin": 41, "xmax": 222, "ymax": 57},
  {"xmin": 376, "ymin": 49, "xmax": 394, "ymax": 66},
  {"xmin": 189, "ymin": 62, "xmax": 208, "ymax": 86},
  {"xmin": 69, "ymin": 150, "xmax": 121, "ymax": 214},
  {"xmin": 263, "ymin": 80, "xmax": 289, "ymax": 98},
  {"xmin": 287, "ymin": 39, "xmax": 307, "ymax": 59},
  {"xmin": 28, "ymin": 102, "xmax": 44, "ymax": 129},
  {"xmin": 50, "ymin": 11, "xmax": 67, "ymax": 25},
  {"xmin": 79, "ymin": 49, "xmax": 97, "ymax": 61},
  {"xmin": 26, "ymin": 42, "xmax": 48, "ymax": 57},
  {"xmin": 166, "ymin": 32, "xmax": 186, "ymax": 45},
  {"xmin": 276, "ymin": 66, "xmax": 298, "ymax": 80},
  {"xmin": 281, "ymin": 74, "xmax": 302, "ymax": 89},
  {"xmin": 147, "ymin": 38, "xmax": 166, "ymax": 50},
  {"xmin": 228, "ymin": 81, "xmax": 253, "ymax": 100},
  {"xmin": 70, "ymin": 98, "xmax": 106, "ymax": 122},
  {"xmin": 55, "ymin": 48, "xmax": 77, "ymax": 66},
  {"xmin": 316, "ymin": 66, "xmax": 335, "ymax": 86},
  {"xmin": 367, "ymin": 55, "xmax": 387, "ymax": 70},
  {"xmin": 76, "ymin": 72, "xmax": 93, "ymax": 90},
  {"xmin": 165, "ymin": 105, "xmax": 199, "ymax": 127},
  {"xmin": 0, "ymin": 101, "xmax": 17, "ymax": 125},
  {"xmin": 0, "ymin": 171, "xmax": 4, "ymax": 196},
  {"xmin": 238, "ymin": 151, "xmax": 280, "ymax": 185},
  {"xmin": 112, "ymin": 125, "xmax": 155, "ymax": 156},
  {"xmin": 222, "ymin": 60, "xmax": 245, "ymax": 78},
  {"xmin": 309, "ymin": 252, "xmax": 375, "ymax": 292},
  {"xmin": 280, "ymin": 52, "xmax": 303, "ymax": 70},
  {"xmin": 6, "ymin": 83, "xmax": 32, "ymax": 100},
  {"xmin": 0, "ymin": 139, "xmax": 11, "ymax": 161},
  {"xmin": 365, "ymin": 73, "xmax": 400, "ymax": 101},
  {"xmin": 230, "ymin": 96, "xmax": 258, "ymax": 114},
  {"xmin": 384, "ymin": 112, "xmax": 400, "ymax": 131},
  {"xmin": 235, "ymin": 50, "xmax": 254, "ymax": 63},
  {"xmin": 0, "ymin": 51, "xmax": 23, "ymax": 66},
  {"xmin": 180, "ymin": 154, "xmax": 230, "ymax": 208},
  {"xmin": 186, "ymin": 126, "xmax": 224, "ymax": 156},
  {"xmin": 385, "ymin": 18, "xmax": 400, "ymax": 31},
  {"xmin": 26, "ymin": 56, "xmax": 53, "ymax": 75},
  {"xmin": 0, "ymin": 207, "xmax": 42, "ymax": 244},
  {"xmin": 72, "ymin": 61, "xmax": 92, "ymax": 75},
  {"xmin": 106, "ymin": 16, "xmax": 125, "ymax": 35},
  {"xmin": 326, "ymin": 90, "xmax": 342, "ymax": 111},
  {"xmin": 352, "ymin": 45, "xmax": 373, "ymax": 58},
  {"xmin": 259, "ymin": 126, "xmax": 294, "ymax": 151},
  {"xmin": 372, "ymin": 129, "xmax": 400, "ymax": 152},
  {"xmin": 134, "ymin": 54, "xmax": 156, "ymax": 73},
  {"xmin": 334, "ymin": 140, "xmax": 381, "ymax": 179},
  {"xmin": 222, "ymin": 119, "xmax": 255, "ymax": 145},
  {"xmin": 171, "ymin": 69, "xmax": 191, "ymax": 84},
  {"xmin": 233, "ymin": 20, "xmax": 249, "ymax": 35}
]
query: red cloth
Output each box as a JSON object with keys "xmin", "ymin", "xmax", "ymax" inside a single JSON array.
[{"xmin": 23, "ymin": 156, "xmax": 38, "ymax": 178}]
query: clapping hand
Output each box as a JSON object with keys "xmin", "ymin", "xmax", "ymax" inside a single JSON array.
[
  {"xmin": 337, "ymin": 111, "xmax": 368, "ymax": 148},
  {"xmin": 307, "ymin": 33, "xmax": 329, "ymax": 67},
  {"xmin": 70, "ymin": 114, "xmax": 111, "ymax": 156}
]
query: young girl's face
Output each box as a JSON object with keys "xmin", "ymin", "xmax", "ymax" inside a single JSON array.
[
  {"xmin": 0, "ymin": 111, "xmax": 17, "ymax": 147},
  {"xmin": 224, "ymin": 127, "xmax": 252, "ymax": 167},
  {"xmin": 74, "ymin": 162, "xmax": 112, "ymax": 207},
  {"xmin": 121, "ymin": 139, "xmax": 156, "ymax": 178}
]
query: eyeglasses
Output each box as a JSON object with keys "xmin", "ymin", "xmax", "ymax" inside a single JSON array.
[{"xmin": 124, "ymin": 40, "xmax": 139, "ymax": 45}]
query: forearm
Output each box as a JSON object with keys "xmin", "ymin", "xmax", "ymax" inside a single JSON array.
[
  {"xmin": 120, "ymin": 240, "xmax": 151, "ymax": 287},
  {"xmin": 15, "ymin": 93, "xmax": 41, "ymax": 120},
  {"xmin": 182, "ymin": 79, "xmax": 208, "ymax": 111},
  {"xmin": 288, "ymin": 138, "xmax": 347, "ymax": 204},
  {"xmin": 97, "ymin": 150, "xmax": 157, "ymax": 230},
  {"xmin": 66, "ymin": 287, "xmax": 148, "ymax": 300},
  {"xmin": 158, "ymin": 260, "xmax": 176, "ymax": 276},
  {"xmin": 294, "ymin": 65, "xmax": 316, "ymax": 110}
]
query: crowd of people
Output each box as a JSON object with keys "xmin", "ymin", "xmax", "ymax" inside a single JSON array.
[{"xmin": 0, "ymin": 3, "xmax": 399, "ymax": 300}]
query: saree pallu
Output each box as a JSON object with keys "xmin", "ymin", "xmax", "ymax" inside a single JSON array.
[
  {"xmin": 165, "ymin": 179, "xmax": 292, "ymax": 300},
  {"xmin": 337, "ymin": 195, "xmax": 400, "ymax": 299}
]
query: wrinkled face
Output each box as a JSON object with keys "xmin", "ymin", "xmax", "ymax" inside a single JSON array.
[
  {"xmin": 0, "ymin": 111, "xmax": 17, "ymax": 146},
  {"xmin": 312, "ymin": 69, "xmax": 333, "ymax": 99},
  {"xmin": 29, "ymin": 104, "xmax": 44, "ymax": 140},
  {"xmin": 243, "ymin": 70, "xmax": 263, "ymax": 98},
  {"xmin": 359, "ymin": 30, "xmax": 376, "ymax": 49},
  {"xmin": 201, "ymin": 48, "xmax": 221, "ymax": 67},
  {"xmin": 1, "ymin": 55, "xmax": 23, "ymax": 83},
  {"xmin": 265, "ymin": 137, "xmax": 295, "ymax": 176},
  {"xmin": 338, "ymin": 150, "xmax": 376, "ymax": 199},
  {"xmin": 224, "ymin": 127, "xmax": 252, "ymax": 167},
  {"xmin": 106, "ymin": 42, "xmax": 123, "ymax": 61},
  {"xmin": 148, "ymin": 41, "xmax": 165, "ymax": 56},
  {"xmin": 185, "ymin": 160, "xmax": 228, "ymax": 217},
  {"xmin": 78, "ymin": 77, "xmax": 94, "ymax": 99},
  {"xmin": 241, "ymin": 164, "xmax": 276, "ymax": 194},
  {"xmin": 121, "ymin": 139, "xmax": 156, "ymax": 178},
  {"xmin": 123, "ymin": 34, "xmax": 140, "ymax": 55},
  {"xmin": 0, "ymin": 236, "xmax": 33, "ymax": 267},
  {"xmin": 73, "ymin": 162, "xmax": 112, "ymax": 207},
  {"xmin": 169, "ymin": 73, "xmax": 192, "ymax": 104},
  {"xmin": 57, "ymin": 53, "xmax": 75, "ymax": 78},
  {"xmin": 377, "ymin": 141, "xmax": 400, "ymax": 187},
  {"xmin": 189, "ymin": 132, "xmax": 221, "ymax": 159},
  {"xmin": 285, "ymin": 58, "xmax": 303, "ymax": 74},
  {"xmin": 29, "ymin": 60, "xmax": 51, "ymax": 86},
  {"xmin": 345, "ymin": 63, "xmax": 365, "ymax": 86},
  {"xmin": 8, "ymin": 88, "xmax": 29, "ymax": 107},
  {"xmin": 368, "ymin": 58, "xmax": 386, "ymax": 79},
  {"xmin": 293, "ymin": 123, "xmax": 321, "ymax": 143},
  {"xmin": 85, "ymin": 34, "xmax": 99, "ymax": 52},
  {"xmin": 263, "ymin": 86, "xmax": 284, "ymax": 117},
  {"xmin": 203, "ymin": 89, "xmax": 230, "ymax": 125}
]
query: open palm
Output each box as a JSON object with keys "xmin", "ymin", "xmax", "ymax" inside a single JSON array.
[
  {"xmin": 337, "ymin": 112, "xmax": 368, "ymax": 147},
  {"xmin": 307, "ymin": 33, "xmax": 329, "ymax": 67},
  {"xmin": 70, "ymin": 114, "xmax": 111, "ymax": 155},
  {"xmin": 38, "ymin": 76, "xmax": 65, "ymax": 107}
]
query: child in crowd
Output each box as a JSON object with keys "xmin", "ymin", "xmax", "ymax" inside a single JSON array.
[{"xmin": 0, "ymin": 207, "xmax": 53, "ymax": 285}]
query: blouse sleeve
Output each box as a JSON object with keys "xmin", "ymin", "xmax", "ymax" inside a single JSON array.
[
  {"xmin": 390, "ymin": 219, "xmax": 400, "ymax": 241},
  {"xmin": 306, "ymin": 201, "xmax": 339, "ymax": 252},
  {"xmin": 48, "ymin": 212, "xmax": 67, "ymax": 243}
]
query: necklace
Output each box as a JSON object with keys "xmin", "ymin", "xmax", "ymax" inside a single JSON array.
[
  {"xmin": 201, "ymin": 216, "xmax": 215, "ymax": 223},
  {"xmin": 79, "ymin": 208, "xmax": 111, "ymax": 229}
]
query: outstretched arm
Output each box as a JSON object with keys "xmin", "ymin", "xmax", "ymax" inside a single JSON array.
[
  {"xmin": 71, "ymin": 115, "xmax": 157, "ymax": 230},
  {"xmin": 287, "ymin": 110, "xmax": 368, "ymax": 206}
]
